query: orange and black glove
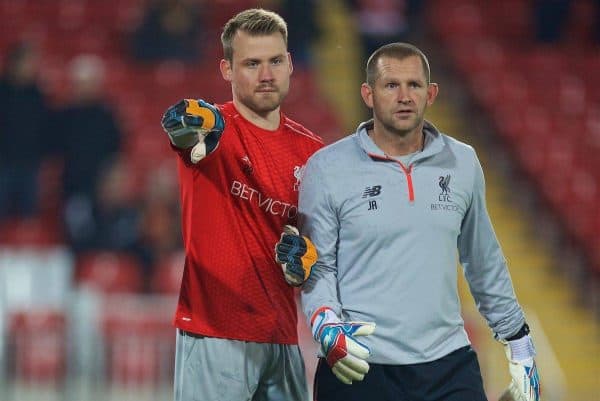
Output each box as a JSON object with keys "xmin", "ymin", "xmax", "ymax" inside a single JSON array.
[
  {"xmin": 161, "ymin": 99, "xmax": 225, "ymax": 163},
  {"xmin": 274, "ymin": 225, "xmax": 317, "ymax": 286}
]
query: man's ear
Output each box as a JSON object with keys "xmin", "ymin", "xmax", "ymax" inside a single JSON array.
[
  {"xmin": 360, "ymin": 83, "xmax": 374, "ymax": 109},
  {"xmin": 427, "ymin": 83, "xmax": 439, "ymax": 106},
  {"xmin": 220, "ymin": 59, "xmax": 232, "ymax": 82}
]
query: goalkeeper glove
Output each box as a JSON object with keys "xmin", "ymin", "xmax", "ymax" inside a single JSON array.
[
  {"xmin": 311, "ymin": 307, "xmax": 376, "ymax": 385},
  {"xmin": 274, "ymin": 225, "xmax": 317, "ymax": 286},
  {"xmin": 161, "ymin": 99, "xmax": 225, "ymax": 163},
  {"xmin": 502, "ymin": 325, "xmax": 541, "ymax": 401},
  {"xmin": 498, "ymin": 382, "xmax": 533, "ymax": 401}
]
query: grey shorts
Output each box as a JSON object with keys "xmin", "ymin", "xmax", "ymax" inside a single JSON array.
[{"xmin": 174, "ymin": 330, "xmax": 309, "ymax": 401}]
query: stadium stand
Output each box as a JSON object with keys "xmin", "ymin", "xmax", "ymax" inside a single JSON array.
[
  {"xmin": 100, "ymin": 294, "xmax": 175, "ymax": 387},
  {"xmin": 1, "ymin": 1, "xmax": 598, "ymax": 400},
  {"xmin": 426, "ymin": 1, "xmax": 600, "ymax": 399},
  {"xmin": 0, "ymin": 247, "xmax": 73, "ymax": 389},
  {"xmin": 8, "ymin": 309, "xmax": 67, "ymax": 384},
  {"xmin": 430, "ymin": 0, "xmax": 600, "ymax": 272},
  {"xmin": 76, "ymin": 251, "xmax": 144, "ymax": 294},
  {"xmin": 0, "ymin": 1, "xmax": 343, "ymax": 398}
]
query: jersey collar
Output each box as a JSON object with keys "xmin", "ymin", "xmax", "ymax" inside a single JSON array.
[{"xmin": 355, "ymin": 119, "xmax": 445, "ymax": 162}]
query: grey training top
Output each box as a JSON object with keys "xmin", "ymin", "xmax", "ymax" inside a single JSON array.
[{"xmin": 300, "ymin": 120, "xmax": 525, "ymax": 365}]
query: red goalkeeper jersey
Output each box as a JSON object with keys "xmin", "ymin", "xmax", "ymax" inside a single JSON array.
[{"xmin": 170, "ymin": 101, "xmax": 323, "ymax": 344}]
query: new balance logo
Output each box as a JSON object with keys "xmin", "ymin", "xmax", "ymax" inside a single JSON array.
[{"xmin": 362, "ymin": 185, "xmax": 382, "ymax": 198}]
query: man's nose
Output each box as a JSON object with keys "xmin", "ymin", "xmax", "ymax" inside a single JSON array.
[
  {"xmin": 259, "ymin": 64, "xmax": 274, "ymax": 81},
  {"xmin": 398, "ymin": 88, "xmax": 412, "ymax": 104}
]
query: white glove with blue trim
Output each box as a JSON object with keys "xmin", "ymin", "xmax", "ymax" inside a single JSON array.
[
  {"xmin": 311, "ymin": 307, "xmax": 376, "ymax": 385},
  {"xmin": 503, "ymin": 333, "xmax": 541, "ymax": 401}
]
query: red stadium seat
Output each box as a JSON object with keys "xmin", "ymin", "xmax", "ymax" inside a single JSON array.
[
  {"xmin": 0, "ymin": 217, "xmax": 59, "ymax": 247},
  {"xmin": 101, "ymin": 294, "xmax": 175, "ymax": 386},
  {"xmin": 429, "ymin": 0, "xmax": 484, "ymax": 41},
  {"xmin": 430, "ymin": 0, "xmax": 600, "ymax": 278},
  {"xmin": 469, "ymin": 69, "xmax": 530, "ymax": 115},
  {"xmin": 8, "ymin": 309, "xmax": 67, "ymax": 384},
  {"xmin": 565, "ymin": 0, "xmax": 599, "ymax": 44},
  {"xmin": 451, "ymin": 38, "xmax": 508, "ymax": 77},
  {"xmin": 76, "ymin": 251, "xmax": 143, "ymax": 293},
  {"xmin": 482, "ymin": 0, "xmax": 531, "ymax": 43},
  {"xmin": 583, "ymin": 104, "xmax": 600, "ymax": 154}
]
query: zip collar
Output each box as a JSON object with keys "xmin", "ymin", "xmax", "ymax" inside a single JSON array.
[
  {"xmin": 355, "ymin": 119, "xmax": 445, "ymax": 162},
  {"xmin": 354, "ymin": 120, "xmax": 445, "ymax": 202}
]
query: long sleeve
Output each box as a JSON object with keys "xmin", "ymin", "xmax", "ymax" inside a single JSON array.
[
  {"xmin": 458, "ymin": 154, "xmax": 525, "ymax": 339},
  {"xmin": 299, "ymin": 154, "xmax": 342, "ymax": 324}
]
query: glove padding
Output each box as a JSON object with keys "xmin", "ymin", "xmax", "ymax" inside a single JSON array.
[
  {"xmin": 274, "ymin": 225, "xmax": 317, "ymax": 286},
  {"xmin": 503, "ymin": 334, "xmax": 541, "ymax": 401},
  {"xmin": 161, "ymin": 99, "xmax": 225, "ymax": 163},
  {"xmin": 311, "ymin": 307, "xmax": 376, "ymax": 385},
  {"xmin": 498, "ymin": 382, "xmax": 528, "ymax": 401}
]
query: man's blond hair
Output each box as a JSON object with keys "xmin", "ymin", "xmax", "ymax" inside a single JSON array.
[{"xmin": 221, "ymin": 9, "xmax": 288, "ymax": 62}]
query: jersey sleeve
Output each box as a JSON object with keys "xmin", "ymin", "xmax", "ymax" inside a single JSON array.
[
  {"xmin": 299, "ymin": 153, "xmax": 343, "ymax": 325},
  {"xmin": 458, "ymin": 151, "xmax": 526, "ymax": 339}
]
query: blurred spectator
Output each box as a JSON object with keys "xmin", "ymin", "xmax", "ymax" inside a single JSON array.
[
  {"xmin": 279, "ymin": 0, "xmax": 320, "ymax": 67},
  {"xmin": 135, "ymin": 162, "xmax": 182, "ymax": 290},
  {"xmin": 71, "ymin": 156, "xmax": 140, "ymax": 253},
  {"xmin": 534, "ymin": 0, "xmax": 572, "ymax": 43},
  {"xmin": 51, "ymin": 54, "xmax": 123, "ymax": 247},
  {"xmin": 131, "ymin": 0, "xmax": 203, "ymax": 64},
  {"xmin": 347, "ymin": 0, "xmax": 410, "ymax": 58},
  {"xmin": 0, "ymin": 42, "xmax": 50, "ymax": 220}
]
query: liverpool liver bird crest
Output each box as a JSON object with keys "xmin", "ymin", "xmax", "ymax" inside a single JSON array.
[{"xmin": 439, "ymin": 175, "xmax": 451, "ymax": 195}]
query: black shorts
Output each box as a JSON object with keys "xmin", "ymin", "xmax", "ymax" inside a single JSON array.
[{"xmin": 313, "ymin": 345, "xmax": 488, "ymax": 401}]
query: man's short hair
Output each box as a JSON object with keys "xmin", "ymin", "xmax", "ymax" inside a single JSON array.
[
  {"xmin": 221, "ymin": 8, "xmax": 288, "ymax": 62},
  {"xmin": 366, "ymin": 43, "xmax": 431, "ymax": 86}
]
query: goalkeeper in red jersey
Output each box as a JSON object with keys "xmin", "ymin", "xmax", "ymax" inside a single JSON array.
[{"xmin": 160, "ymin": 8, "xmax": 322, "ymax": 401}]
